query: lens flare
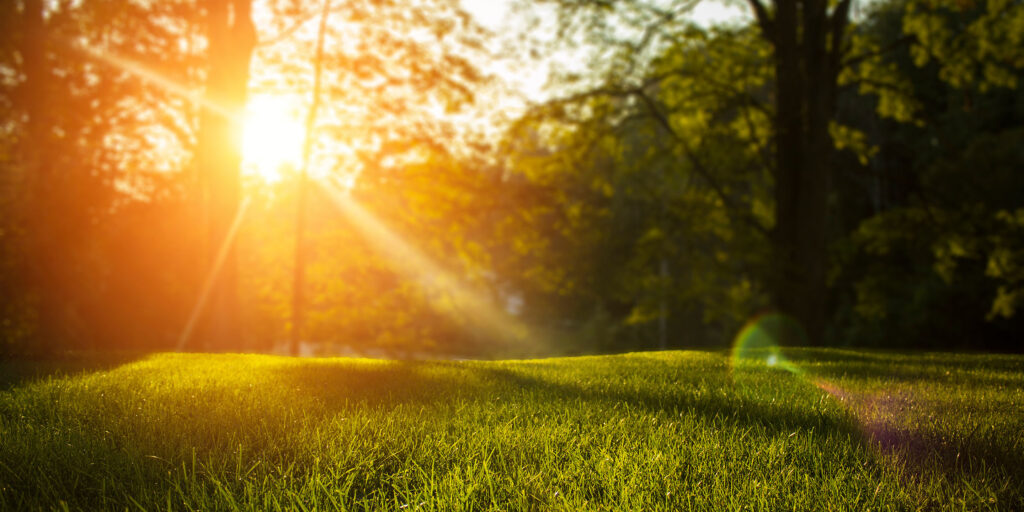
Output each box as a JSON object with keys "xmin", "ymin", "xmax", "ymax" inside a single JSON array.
[
  {"xmin": 318, "ymin": 175, "xmax": 544, "ymax": 353},
  {"xmin": 729, "ymin": 314, "xmax": 925, "ymax": 457},
  {"xmin": 730, "ymin": 313, "xmax": 804, "ymax": 374}
]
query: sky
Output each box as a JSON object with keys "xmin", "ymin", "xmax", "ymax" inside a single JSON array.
[
  {"xmin": 241, "ymin": 0, "xmax": 755, "ymax": 181},
  {"xmin": 461, "ymin": 0, "xmax": 750, "ymax": 32},
  {"xmin": 458, "ymin": 0, "xmax": 752, "ymax": 106}
]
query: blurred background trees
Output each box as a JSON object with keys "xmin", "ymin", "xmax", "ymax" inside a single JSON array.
[{"xmin": 1, "ymin": 0, "xmax": 1022, "ymax": 358}]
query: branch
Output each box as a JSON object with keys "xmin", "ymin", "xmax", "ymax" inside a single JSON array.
[
  {"xmin": 747, "ymin": 0, "xmax": 774, "ymax": 42},
  {"xmin": 737, "ymin": 99, "xmax": 773, "ymax": 175},
  {"xmin": 841, "ymin": 35, "xmax": 914, "ymax": 68},
  {"xmin": 529, "ymin": 77, "xmax": 773, "ymax": 238},
  {"xmin": 641, "ymin": 63, "xmax": 774, "ymax": 118},
  {"xmin": 256, "ymin": 3, "xmax": 351, "ymax": 49},
  {"xmin": 846, "ymin": 76, "xmax": 916, "ymax": 99},
  {"xmin": 631, "ymin": 88, "xmax": 771, "ymax": 238}
]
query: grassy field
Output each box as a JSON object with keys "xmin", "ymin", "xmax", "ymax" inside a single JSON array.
[{"xmin": 1, "ymin": 349, "xmax": 1023, "ymax": 511}]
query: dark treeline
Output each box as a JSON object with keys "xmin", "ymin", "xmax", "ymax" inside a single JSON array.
[{"xmin": 1, "ymin": 0, "xmax": 1023, "ymax": 358}]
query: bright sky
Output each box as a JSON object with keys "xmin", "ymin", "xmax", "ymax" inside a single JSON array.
[
  {"xmin": 458, "ymin": 0, "xmax": 751, "ymax": 105},
  {"xmin": 461, "ymin": 0, "xmax": 750, "ymax": 32},
  {"xmin": 687, "ymin": 0, "xmax": 751, "ymax": 25},
  {"xmin": 241, "ymin": 1, "xmax": 753, "ymax": 183}
]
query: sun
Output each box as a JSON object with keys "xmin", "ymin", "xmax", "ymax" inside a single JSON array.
[{"xmin": 241, "ymin": 95, "xmax": 305, "ymax": 183}]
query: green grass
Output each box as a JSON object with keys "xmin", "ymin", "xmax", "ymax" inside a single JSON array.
[{"xmin": 1, "ymin": 349, "xmax": 1023, "ymax": 511}]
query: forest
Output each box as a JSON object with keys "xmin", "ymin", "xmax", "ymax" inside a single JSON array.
[{"xmin": 2, "ymin": 0, "xmax": 1023, "ymax": 358}]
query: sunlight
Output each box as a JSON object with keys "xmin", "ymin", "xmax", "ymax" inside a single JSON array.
[
  {"xmin": 317, "ymin": 175, "xmax": 544, "ymax": 352},
  {"xmin": 79, "ymin": 41, "xmax": 306, "ymax": 185},
  {"xmin": 74, "ymin": 42, "xmax": 231, "ymax": 118},
  {"xmin": 176, "ymin": 197, "xmax": 252, "ymax": 351},
  {"xmin": 242, "ymin": 95, "xmax": 306, "ymax": 183}
]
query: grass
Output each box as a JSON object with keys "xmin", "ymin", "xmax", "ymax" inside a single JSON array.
[{"xmin": 1, "ymin": 349, "xmax": 1023, "ymax": 511}]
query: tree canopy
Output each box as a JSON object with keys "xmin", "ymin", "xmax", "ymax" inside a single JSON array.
[{"xmin": 2, "ymin": 0, "xmax": 1023, "ymax": 357}]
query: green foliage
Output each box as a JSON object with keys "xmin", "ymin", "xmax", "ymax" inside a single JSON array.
[
  {"xmin": 2, "ymin": 350, "xmax": 1023, "ymax": 509},
  {"xmin": 829, "ymin": 123, "xmax": 878, "ymax": 166},
  {"xmin": 497, "ymin": 25, "xmax": 775, "ymax": 350},
  {"xmin": 826, "ymin": 0, "xmax": 1024, "ymax": 349},
  {"xmin": 0, "ymin": 0, "xmax": 203, "ymax": 354},
  {"xmin": 236, "ymin": 156, "xmax": 513, "ymax": 357},
  {"xmin": 985, "ymin": 208, "xmax": 1024, "ymax": 319},
  {"xmin": 904, "ymin": 0, "xmax": 1024, "ymax": 91},
  {"xmin": 4, "ymin": 0, "xmax": 1024, "ymax": 356}
]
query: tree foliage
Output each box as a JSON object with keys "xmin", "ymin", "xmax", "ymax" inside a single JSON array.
[{"xmin": 3, "ymin": 0, "xmax": 1024, "ymax": 357}]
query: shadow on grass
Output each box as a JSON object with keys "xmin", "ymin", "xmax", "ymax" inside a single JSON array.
[
  {"xmin": 483, "ymin": 365, "xmax": 856, "ymax": 432},
  {"xmin": 824, "ymin": 386, "xmax": 1024, "ymax": 493},
  {"xmin": 7, "ymin": 352, "xmax": 1019, "ymax": 507},
  {"xmin": 782, "ymin": 348, "xmax": 1024, "ymax": 384},
  {"xmin": 268, "ymin": 358, "xmax": 859, "ymax": 438},
  {"xmin": 776, "ymin": 350, "xmax": 1024, "ymax": 499},
  {"xmin": 271, "ymin": 358, "xmax": 1024, "ymax": 501},
  {"xmin": 856, "ymin": 415, "xmax": 1024, "ymax": 481},
  {"xmin": 0, "ymin": 352, "xmax": 147, "ymax": 390},
  {"xmin": 484, "ymin": 362, "xmax": 1024, "ymax": 503}
]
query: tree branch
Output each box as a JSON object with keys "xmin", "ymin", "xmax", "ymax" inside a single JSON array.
[
  {"xmin": 630, "ymin": 88, "xmax": 771, "ymax": 238},
  {"xmin": 747, "ymin": 0, "xmax": 774, "ymax": 43},
  {"xmin": 841, "ymin": 35, "xmax": 914, "ymax": 68}
]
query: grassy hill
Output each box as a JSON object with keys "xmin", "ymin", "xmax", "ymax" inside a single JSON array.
[{"xmin": 1, "ymin": 349, "xmax": 1023, "ymax": 510}]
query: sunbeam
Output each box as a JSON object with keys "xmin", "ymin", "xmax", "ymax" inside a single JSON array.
[
  {"xmin": 72, "ymin": 40, "xmax": 262, "ymax": 352},
  {"xmin": 176, "ymin": 197, "xmax": 252, "ymax": 351},
  {"xmin": 318, "ymin": 176, "xmax": 543, "ymax": 354},
  {"xmin": 74, "ymin": 42, "xmax": 234, "ymax": 120}
]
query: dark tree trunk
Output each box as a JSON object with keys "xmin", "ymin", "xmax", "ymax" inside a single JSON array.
[
  {"xmin": 749, "ymin": 0, "xmax": 851, "ymax": 345},
  {"xmin": 19, "ymin": 0, "xmax": 62, "ymax": 355},
  {"xmin": 195, "ymin": 0, "xmax": 255, "ymax": 351}
]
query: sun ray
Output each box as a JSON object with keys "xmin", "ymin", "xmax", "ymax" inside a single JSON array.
[
  {"xmin": 318, "ymin": 175, "xmax": 545, "ymax": 353},
  {"xmin": 75, "ymin": 41, "xmax": 306, "ymax": 185},
  {"xmin": 74, "ymin": 41, "xmax": 233, "ymax": 119},
  {"xmin": 176, "ymin": 197, "xmax": 253, "ymax": 351}
]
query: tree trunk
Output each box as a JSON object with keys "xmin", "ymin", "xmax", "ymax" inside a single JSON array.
[
  {"xmin": 19, "ymin": 0, "xmax": 62, "ymax": 355},
  {"xmin": 749, "ymin": 0, "xmax": 851, "ymax": 345},
  {"xmin": 290, "ymin": 0, "xmax": 332, "ymax": 356},
  {"xmin": 195, "ymin": 0, "xmax": 255, "ymax": 351},
  {"xmin": 658, "ymin": 257, "xmax": 668, "ymax": 350}
]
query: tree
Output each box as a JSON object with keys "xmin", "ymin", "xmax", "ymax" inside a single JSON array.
[
  {"xmin": 514, "ymin": 0, "xmax": 1024, "ymax": 346},
  {"xmin": 2, "ymin": 0, "xmax": 202, "ymax": 355},
  {"xmin": 291, "ymin": 0, "xmax": 331, "ymax": 356},
  {"xmin": 511, "ymin": 0, "xmax": 853, "ymax": 344},
  {"xmin": 1, "ymin": 0, "xmax": 500, "ymax": 356},
  {"xmin": 744, "ymin": 0, "xmax": 852, "ymax": 345},
  {"xmin": 498, "ymin": 24, "xmax": 773, "ymax": 350},
  {"xmin": 17, "ymin": 0, "xmax": 58, "ymax": 354},
  {"xmin": 194, "ymin": 0, "xmax": 256, "ymax": 351},
  {"xmin": 826, "ymin": 0, "xmax": 1024, "ymax": 350},
  {"xmin": 249, "ymin": 0, "xmax": 492, "ymax": 353}
]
